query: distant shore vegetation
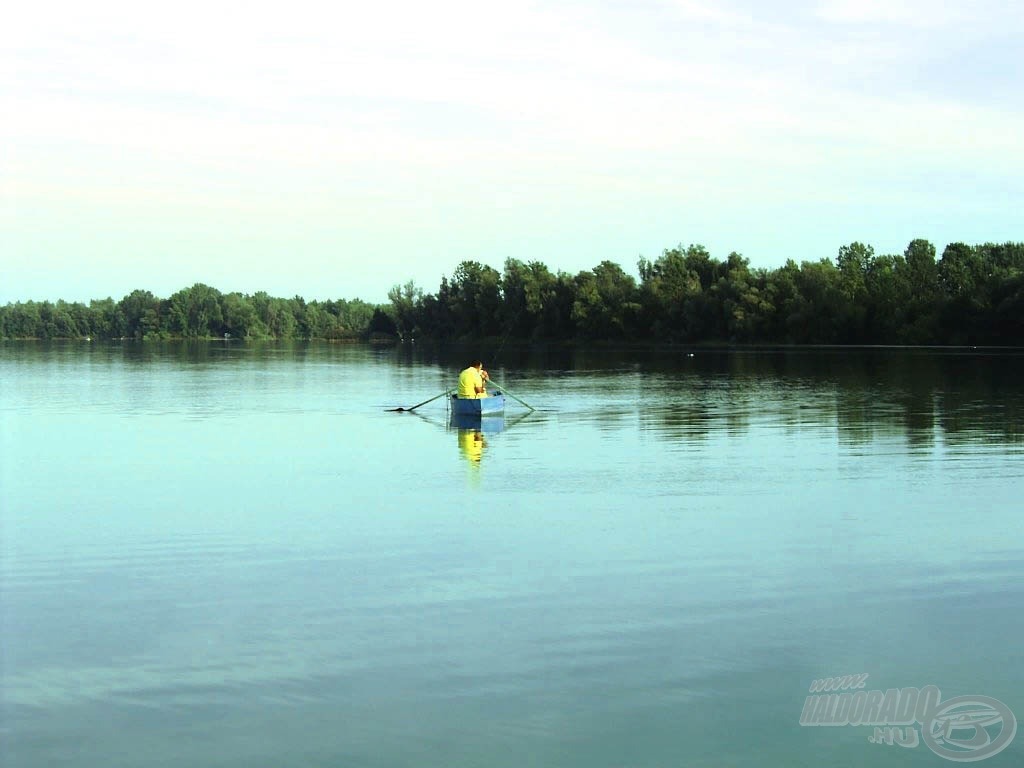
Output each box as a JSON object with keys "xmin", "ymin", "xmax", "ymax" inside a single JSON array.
[{"xmin": 2, "ymin": 239, "xmax": 1022, "ymax": 346}]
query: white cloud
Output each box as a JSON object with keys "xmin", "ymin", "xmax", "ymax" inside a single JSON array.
[
  {"xmin": 669, "ymin": 0, "xmax": 754, "ymax": 25},
  {"xmin": 814, "ymin": 0, "xmax": 976, "ymax": 27},
  {"xmin": 3, "ymin": 0, "xmax": 1022, "ymax": 302}
]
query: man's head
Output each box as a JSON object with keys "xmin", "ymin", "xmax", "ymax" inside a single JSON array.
[{"xmin": 471, "ymin": 359, "xmax": 483, "ymax": 369}]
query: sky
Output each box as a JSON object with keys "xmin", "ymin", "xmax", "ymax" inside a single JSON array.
[{"xmin": 2, "ymin": 0, "xmax": 1022, "ymax": 304}]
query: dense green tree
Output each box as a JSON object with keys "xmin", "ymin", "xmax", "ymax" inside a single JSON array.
[
  {"xmin": 936, "ymin": 241, "xmax": 1024, "ymax": 344},
  {"xmin": 287, "ymin": 296, "xmax": 307, "ymax": 337},
  {"xmin": 120, "ymin": 289, "xmax": 159, "ymax": 339},
  {"xmin": 367, "ymin": 308, "xmax": 398, "ymax": 337},
  {"xmin": 572, "ymin": 261, "xmax": 640, "ymax": 340},
  {"xmin": 896, "ymin": 239, "xmax": 940, "ymax": 343},
  {"xmin": 299, "ymin": 303, "xmax": 331, "ymax": 339},
  {"xmin": 711, "ymin": 255, "xmax": 772, "ymax": 342},
  {"xmin": 4, "ymin": 302, "xmax": 42, "ymax": 337},
  {"xmin": 50, "ymin": 301, "xmax": 81, "ymax": 338},
  {"xmin": 89, "ymin": 298, "xmax": 126, "ymax": 339},
  {"xmin": 639, "ymin": 246, "xmax": 702, "ymax": 340},
  {"xmin": 992, "ymin": 273, "xmax": 1024, "ymax": 343},
  {"xmin": 500, "ymin": 259, "xmax": 568, "ymax": 340},
  {"xmin": 761, "ymin": 260, "xmax": 801, "ymax": 342},
  {"xmin": 252, "ymin": 292, "xmax": 296, "ymax": 339},
  {"xmin": 220, "ymin": 292, "xmax": 267, "ymax": 338},
  {"xmin": 415, "ymin": 277, "xmax": 458, "ymax": 340},
  {"xmin": 789, "ymin": 259, "xmax": 848, "ymax": 343},
  {"xmin": 863, "ymin": 253, "xmax": 903, "ymax": 342},
  {"xmin": 388, "ymin": 280, "xmax": 423, "ymax": 339},
  {"xmin": 67, "ymin": 302, "xmax": 93, "ymax": 337},
  {"xmin": 168, "ymin": 284, "xmax": 223, "ymax": 337},
  {"xmin": 499, "ymin": 258, "xmax": 534, "ymax": 339},
  {"xmin": 832, "ymin": 242, "xmax": 878, "ymax": 341},
  {"xmin": 836, "ymin": 242, "xmax": 874, "ymax": 300},
  {"xmin": 904, "ymin": 239, "xmax": 939, "ymax": 298},
  {"xmin": 447, "ymin": 261, "xmax": 502, "ymax": 339},
  {"xmin": 339, "ymin": 299, "xmax": 376, "ymax": 336},
  {"xmin": 938, "ymin": 242, "xmax": 980, "ymax": 298}
]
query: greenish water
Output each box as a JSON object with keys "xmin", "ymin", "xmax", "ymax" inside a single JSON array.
[{"xmin": 1, "ymin": 342, "xmax": 1022, "ymax": 767}]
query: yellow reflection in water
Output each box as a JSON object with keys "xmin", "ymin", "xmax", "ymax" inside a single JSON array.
[{"xmin": 457, "ymin": 428, "xmax": 485, "ymax": 465}]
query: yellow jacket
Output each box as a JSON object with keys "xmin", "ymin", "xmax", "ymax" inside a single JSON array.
[{"xmin": 457, "ymin": 366, "xmax": 484, "ymax": 398}]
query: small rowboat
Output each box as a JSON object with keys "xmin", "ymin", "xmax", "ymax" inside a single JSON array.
[{"xmin": 450, "ymin": 394, "xmax": 505, "ymax": 417}]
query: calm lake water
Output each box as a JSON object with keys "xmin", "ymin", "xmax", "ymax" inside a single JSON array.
[{"xmin": 1, "ymin": 342, "xmax": 1022, "ymax": 767}]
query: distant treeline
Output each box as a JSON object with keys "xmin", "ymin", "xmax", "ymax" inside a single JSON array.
[
  {"xmin": 0, "ymin": 287, "xmax": 384, "ymax": 341},
  {"xmin": 390, "ymin": 239, "xmax": 1022, "ymax": 346},
  {"xmin": 2, "ymin": 239, "xmax": 1022, "ymax": 345}
]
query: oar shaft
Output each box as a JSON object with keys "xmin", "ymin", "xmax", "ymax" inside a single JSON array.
[
  {"xmin": 407, "ymin": 388, "xmax": 451, "ymax": 411},
  {"xmin": 487, "ymin": 379, "xmax": 534, "ymax": 411}
]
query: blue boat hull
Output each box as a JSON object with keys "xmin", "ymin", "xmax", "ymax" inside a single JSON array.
[{"xmin": 451, "ymin": 394, "xmax": 505, "ymax": 416}]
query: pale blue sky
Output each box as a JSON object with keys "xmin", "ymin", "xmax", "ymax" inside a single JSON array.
[{"xmin": 3, "ymin": 0, "xmax": 1022, "ymax": 304}]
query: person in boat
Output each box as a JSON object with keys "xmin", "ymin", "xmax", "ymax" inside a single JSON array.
[{"xmin": 457, "ymin": 360, "xmax": 489, "ymax": 399}]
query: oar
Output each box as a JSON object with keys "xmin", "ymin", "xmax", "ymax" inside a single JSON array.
[
  {"xmin": 389, "ymin": 388, "xmax": 451, "ymax": 412},
  {"xmin": 486, "ymin": 379, "xmax": 535, "ymax": 411}
]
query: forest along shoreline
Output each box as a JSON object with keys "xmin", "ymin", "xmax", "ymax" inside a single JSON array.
[{"xmin": 2, "ymin": 239, "xmax": 1021, "ymax": 347}]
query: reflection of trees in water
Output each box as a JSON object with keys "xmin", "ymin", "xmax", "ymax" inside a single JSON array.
[
  {"xmin": 628, "ymin": 349, "xmax": 1022, "ymax": 448},
  {"xmin": 807, "ymin": 352, "xmax": 1020, "ymax": 447},
  {"xmin": 639, "ymin": 405, "xmax": 713, "ymax": 442},
  {"xmin": 833, "ymin": 355, "xmax": 939, "ymax": 449},
  {"xmin": 18, "ymin": 338, "xmax": 331, "ymax": 367},
  {"xmin": 936, "ymin": 357, "xmax": 1024, "ymax": 446},
  {"xmin": 26, "ymin": 342, "xmax": 1018, "ymax": 447}
]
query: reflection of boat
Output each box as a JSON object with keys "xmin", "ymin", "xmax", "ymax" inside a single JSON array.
[
  {"xmin": 451, "ymin": 410, "xmax": 535, "ymax": 468},
  {"xmin": 450, "ymin": 412, "xmax": 506, "ymax": 433},
  {"xmin": 404, "ymin": 407, "xmax": 527, "ymax": 433},
  {"xmin": 450, "ymin": 394, "xmax": 505, "ymax": 417}
]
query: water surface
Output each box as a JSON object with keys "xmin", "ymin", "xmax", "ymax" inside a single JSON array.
[{"xmin": 2, "ymin": 343, "xmax": 1022, "ymax": 767}]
